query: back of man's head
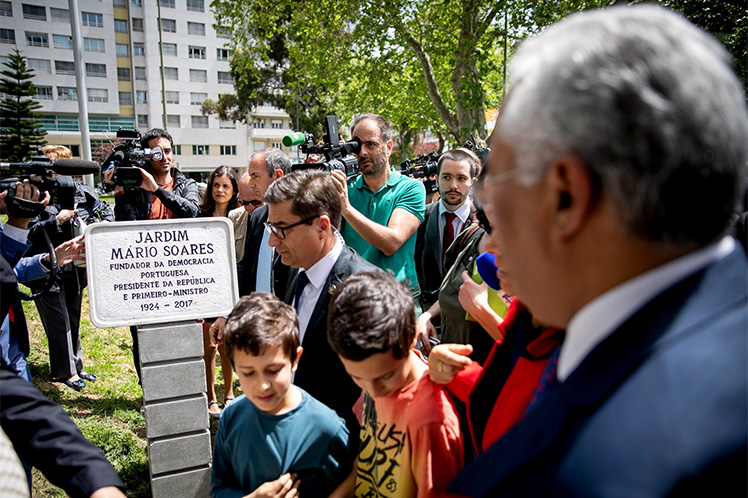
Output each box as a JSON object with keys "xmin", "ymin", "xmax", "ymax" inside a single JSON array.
[
  {"xmin": 500, "ymin": 5, "xmax": 748, "ymax": 247},
  {"xmin": 223, "ymin": 293, "xmax": 300, "ymax": 366},
  {"xmin": 141, "ymin": 128, "xmax": 174, "ymax": 149},
  {"xmin": 254, "ymin": 148, "xmax": 291, "ymax": 178},
  {"xmin": 264, "ymin": 170, "xmax": 343, "ymax": 229},
  {"xmin": 327, "ymin": 272, "xmax": 415, "ymax": 361}
]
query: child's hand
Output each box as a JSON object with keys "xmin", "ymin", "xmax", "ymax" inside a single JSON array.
[{"xmin": 247, "ymin": 473, "xmax": 300, "ymax": 498}]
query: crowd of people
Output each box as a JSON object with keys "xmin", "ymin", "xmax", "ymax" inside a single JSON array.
[{"xmin": 1, "ymin": 4, "xmax": 747, "ymax": 497}]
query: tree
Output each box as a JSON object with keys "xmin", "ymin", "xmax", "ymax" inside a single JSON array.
[{"xmin": 0, "ymin": 49, "xmax": 46, "ymax": 161}]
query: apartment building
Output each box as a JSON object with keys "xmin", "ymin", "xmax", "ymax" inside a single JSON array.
[{"xmin": 0, "ymin": 0, "xmax": 296, "ymax": 180}]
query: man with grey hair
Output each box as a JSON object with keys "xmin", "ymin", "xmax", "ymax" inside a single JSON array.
[{"xmin": 449, "ymin": 5, "xmax": 748, "ymax": 496}]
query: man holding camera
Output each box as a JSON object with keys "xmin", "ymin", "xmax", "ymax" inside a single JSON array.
[
  {"xmin": 104, "ymin": 128, "xmax": 199, "ymax": 221},
  {"xmin": 330, "ymin": 114, "xmax": 426, "ymax": 312}
]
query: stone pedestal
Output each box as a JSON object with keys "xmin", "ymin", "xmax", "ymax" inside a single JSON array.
[{"xmin": 139, "ymin": 321, "xmax": 211, "ymax": 498}]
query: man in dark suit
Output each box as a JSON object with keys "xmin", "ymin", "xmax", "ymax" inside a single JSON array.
[
  {"xmin": 264, "ymin": 170, "xmax": 380, "ymax": 424},
  {"xmin": 415, "ymin": 148, "xmax": 479, "ymax": 309},
  {"xmin": 450, "ymin": 5, "xmax": 748, "ymax": 497}
]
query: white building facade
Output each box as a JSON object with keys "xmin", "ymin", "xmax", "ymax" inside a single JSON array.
[{"xmin": 0, "ymin": 0, "xmax": 296, "ymax": 179}]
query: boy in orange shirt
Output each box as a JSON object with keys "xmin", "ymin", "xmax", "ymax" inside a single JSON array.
[{"xmin": 328, "ymin": 272, "xmax": 464, "ymax": 497}]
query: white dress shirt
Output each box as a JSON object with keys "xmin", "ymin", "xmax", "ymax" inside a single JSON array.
[
  {"xmin": 558, "ymin": 236, "xmax": 736, "ymax": 381},
  {"xmin": 255, "ymin": 229, "xmax": 273, "ymax": 293}
]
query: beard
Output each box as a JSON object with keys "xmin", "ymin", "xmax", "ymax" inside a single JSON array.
[{"xmin": 440, "ymin": 189, "xmax": 467, "ymax": 207}]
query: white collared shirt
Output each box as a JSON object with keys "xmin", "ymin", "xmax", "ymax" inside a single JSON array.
[
  {"xmin": 255, "ymin": 229, "xmax": 273, "ymax": 293},
  {"xmin": 438, "ymin": 198, "xmax": 472, "ymax": 254},
  {"xmin": 558, "ymin": 236, "xmax": 736, "ymax": 382},
  {"xmin": 295, "ymin": 235, "xmax": 344, "ymax": 345}
]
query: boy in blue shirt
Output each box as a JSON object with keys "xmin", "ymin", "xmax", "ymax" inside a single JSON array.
[{"xmin": 211, "ymin": 293, "xmax": 356, "ymax": 498}]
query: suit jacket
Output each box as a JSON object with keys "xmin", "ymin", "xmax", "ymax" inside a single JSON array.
[
  {"xmin": 283, "ymin": 244, "xmax": 380, "ymax": 419},
  {"xmin": 415, "ymin": 201, "xmax": 476, "ymax": 308},
  {"xmin": 449, "ymin": 247, "xmax": 748, "ymax": 497},
  {"xmin": 236, "ymin": 204, "xmax": 292, "ymax": 299}
]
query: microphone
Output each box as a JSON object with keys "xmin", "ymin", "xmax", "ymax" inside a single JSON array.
[
  {"xmin": 282, "ymin": 132, "xmax": 307, "ymax": 147},
  {"xmin": 51, "ymin": 159, "xmax": 101, "ymax": 175}
]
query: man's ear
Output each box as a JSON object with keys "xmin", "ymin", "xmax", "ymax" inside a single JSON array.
[
  {"xmin": 385, "ymin": 139, "xmax": 394, "ymax": 155},
  {"xmin": 274, "ymin": 169, "xmax": 284, "ymax": 179},
  {"xmin": 291, "ymin": 346, "xmax": 303, "ymax": 372},
  {"xmin": 318, "ymin": 215, "xmax": 331, "ymax": 237},
  {"xmin": 546, "ymin": 155, "xmax": 597, "ymax": 240}
]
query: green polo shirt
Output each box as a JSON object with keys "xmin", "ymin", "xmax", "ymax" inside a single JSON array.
[{"xmin": 341, "ymin": 168, "xmax": 426, "ymax": 289}]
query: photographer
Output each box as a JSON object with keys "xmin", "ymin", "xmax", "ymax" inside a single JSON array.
[{"xmin": 103, "ymin": 128, "xmax": 199, "ymax": 221}]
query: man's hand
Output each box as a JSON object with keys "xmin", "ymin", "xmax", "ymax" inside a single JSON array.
[
  {"xmin": 90, "ymin": 486, "xmax": 127, "ymax": 498},
  {"xmin": 247, "ymin": 473, "xmax": 300, "ymax": 498},
  {"xmin": 45, "ymin": 235, "xmax": 85, "ymax": 267},
  {"xmin": 1, "ymin": 180, "xmax": 50, "ymax": 229},
  {"xmin": 138, "ymin": 168, "xmax": 158, "ymax": 193},
  {"xmin": 56, "ymin": 209, "xmax": 78, "ymax": 224},
  {"xmin": 210, "ymin": 317, "xmax": 226, "ymax": 346},
  {"xmin": 330, "ymin": 170, "xmax": 352, "ymax": 216},
  {"xmin": 458, "ymin": 271, "xmax": 490, "ymax": 317},
  {"xmin": 428, "ymin": 343, "xmax": 473, "ymax": 385},
  {"xmin": 415, "ymin": 311, "xmax": 438, "ymax": 356}
]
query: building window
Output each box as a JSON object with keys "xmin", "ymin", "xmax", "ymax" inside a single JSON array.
[
  {"xmin": 85, "ymin": 63, "xmax": 107, "ymax": 78},
  {"xmin": 164, "ymin": 67, "xmax": 178, "ymax": 80},
  {"xmin": 135, "ymin": 66, "xmax": 146, "ymax": 80},
  {"xmin": 55, "ymin": 61, "xmax": 75, "ymax": 75},
  {"xmin": 271, "ymin": 120, "xmax": 283, "ymax": 129},
  {"xmin": 186, "ymin": 0, "xmax": 204, "ymax": 12},
  {"xmin": 0, "ymin": 29, "xmax": 14, "ymax": 44},
  {"xmin": 159, "ymin": 0, "xmax": 175, "ymax": 8},
  {"xmin": 131, "ymin": 0, "xmax": 142, "ymax": 7},
  {"xmin": 119, "ymin": 92, "xmax": 132, "ymax": 105},
  {"xmin": 57, "ymin": 87, "xmax": 78, "ymax": 101},
  {"xmin": 88, "ymin": 88, "xmax": 108, "ymax": 102},
  {"xmin": 161, "ymin": 42, "xmax": 177, "ymax": 56},
  {"xmin": 133, "ymin": 43, "xmax": 145, "ymax": 56},
  {"xmin": 271, "ymin": 142, "xmax": 283, "ymax": 150},
  {"xmin": 114, "ymin": 19, "xmax": 128, "ymax": 33},
  {"xmin": 167, "ymin": 115, "xmax": 180, "ymax": 128},
  {"xmin": 165, "ymin": 91, "xmax": 179, "ymax": 104},
  {"xmin": 113, "ymin": 0, "xmax": 127, "ymax": 8},
  {"xmin": 53, "ymin": 34, "xmax": 72, "ymax": 49},
  {"xmin": 190, "ymin": 69, "xmax": 207, "ymax": 83},
  {"xmin": 22, "ymin": 4, "xmax": 45, "ymax": 21},
  {"xmin": 36, "ymin": 86, "xmax": 53, "ymax": 100},
  {"xmin": 192, "ymin": 144, "xmax": 209, "ymax": 154},
  {"xmin": 27, "ymin": 58, "xmax": 50, "ymax": 73},
  {"xmin": 216, "ymin": 27, "xmax": 230, "ymax": 39},
  {"xmin": 188, "ymin": 46, "xmax": 205, "ymax": 59},
  {"xmin": 173, "ymin": 144, "xmax": 182, "ymax": 154},
  {"xmin": 191, "ymin": 116, "xmax": 209, "ymax": 129},
  {"xmin": 132, "ymin": 18, "xmax": 143, "ymax": 32},
  {"xmin": 136, "ymin": 91, "xmax": 147, "ymax": 104},
  {"xmin": 190, "ymin": 92, "xmax": 207, "ymax": 105},
  {"xmin": 0, "ymin": 2, "xmax": 11, "ymax": 17},
  {"xmin": 138, "ymin": 114, "xmax": 149, "ymax": 127},
  {"xmin": 50, "ymin": 7, "xmax": 69, "ymax": 23},
  {"xmin": 219, "ymin": 120, "xmax": 235, "ymax": 129},
  {"xmin": 217, "ymin": 71, "xmax": 233, "ymax": 85},
  {"xmin": 187, "ymin": 22, "xmax": 205, "ymax": 36},
  {"xmin": 216, "ymin": 48, "xmax": 230, "ymax": 61},
  {"xmin": 84, "ymin": 37, "xmax": 105, "ymax": 52},
  {"xmin": 117, "ymin": 67, "xmax": 130, "ymax": 81},
  {"xmin": 25, "ymin": 32, "xmax": 48, "ymax": 48},
  {"xmin": 116, "ymin": 43, "xmax": 129, "ymax": 57},
  {"xmin": 220, "ymin": 145, "xmax": 236, "ymax": 155},
  {"xmin": 161, "ymin": 19, "xmax": 176, "ymax": 33},
  {"xmin": 82, "ymin": 12, "xmax": 103, "ymax": 28},
  {"xmin": 252, "ymin": 119, "xmax": 265, "ymax": 129}
]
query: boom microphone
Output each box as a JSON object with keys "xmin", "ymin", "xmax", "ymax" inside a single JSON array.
[{"xmin": 51, "ymin": 159, "xmax": 101, "ymax": 175}]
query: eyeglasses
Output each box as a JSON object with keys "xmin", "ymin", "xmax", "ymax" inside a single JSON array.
[
  {"xmin": 239, "ymin": 199, "xmax": 262, "ymax": 207},
  {"xmin": 264, "ymin": 215, "xmax": 320, "ymax": 240},
  {"xmin": 485, "ymin": 167, "xmax": 520, "ymax": 187}
]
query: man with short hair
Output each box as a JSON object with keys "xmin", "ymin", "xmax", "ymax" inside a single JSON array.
[
  {"xmin": 227, "ymin": 173, "xmax": 261, "ymax": 260},
  {"xmin": 449, "ymin": 6, "xmax": 748, "ymax": 496},
  {"xmin": 331, "ymin": 114, "xmax": 426, "ymax": 310},
  {"xmin": 265, "ymin": 170, "xmax": 379, "ymax": 422},
  {"xmin": 104, "ymin": 128, "xmax": 199, "ymax": 221},
  {"xmin": 415, "ymin": 148, "xmax": 479, "ymax": 309}
]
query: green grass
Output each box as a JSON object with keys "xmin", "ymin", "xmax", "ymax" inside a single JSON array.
[{"xmin": 21, "ymin": 288, "xmax": 231, "ymax": 497}]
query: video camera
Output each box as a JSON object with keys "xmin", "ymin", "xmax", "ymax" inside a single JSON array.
[
  {"xmin": 101, "ymin": 129, "xmax": 163, "ymax": 188},
  {"xmin": 0, "ymin": 156, "xmax": 100, "ymax": 218},
  {"xmin": 283, "ymin": 115, "xmax": 361, "ymax": 176}
]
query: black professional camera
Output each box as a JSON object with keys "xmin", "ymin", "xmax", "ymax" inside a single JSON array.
[
  {"xmin": 283, "ymin": 115, "xmax": 361, "ymax": 176},
  {"xmin": 0, "ymin": 156, "xmax": 94, "ymax": 218},
  {"xmin": 101, "ymin": 129, "xmax": 163, "ymax": 188}
]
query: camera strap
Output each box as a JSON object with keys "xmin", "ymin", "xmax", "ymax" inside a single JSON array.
[{"xmin": 5, "ymin": 195, "xmax": 46, "ymax": 219}]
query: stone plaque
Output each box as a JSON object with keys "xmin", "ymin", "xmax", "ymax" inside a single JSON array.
[{"xmin": 86, "ymin": 218, "xmax": 238, "ymax": 327}]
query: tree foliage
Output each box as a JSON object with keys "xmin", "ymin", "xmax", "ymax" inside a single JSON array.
[
  {"xmin": 0, "ymin": 49, "xmax": 46, "ymax": 161},
  {"xmin": 208, "ymin": 0, "xmax": 746, "ymax": 152}
]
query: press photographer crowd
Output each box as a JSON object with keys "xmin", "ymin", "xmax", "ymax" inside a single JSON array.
[{"xmin": 2, "ymin": 5, "xmax": 748, "ymax": 498}]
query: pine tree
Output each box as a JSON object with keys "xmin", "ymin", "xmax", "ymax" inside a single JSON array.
[{"xmin": 0, "ymin": 48, "xmax": 46, "ymax": 161}]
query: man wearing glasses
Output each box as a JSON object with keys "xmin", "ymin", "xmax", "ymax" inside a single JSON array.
[{"xmin": 265, "ymin": 170, "xmax": 379, "ymax": 424}]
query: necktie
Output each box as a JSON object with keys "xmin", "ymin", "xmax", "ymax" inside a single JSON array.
[
  {"xmin": 524, "ymin": 336, "xmax": 564, "ymax": 416},
  {"xmin": 294, "ymin": 271, "xmax": 309, "ymax": 311},
  {"xmin": 442, "ymin": 212, "xmax": 457, "ymax": 261}
]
